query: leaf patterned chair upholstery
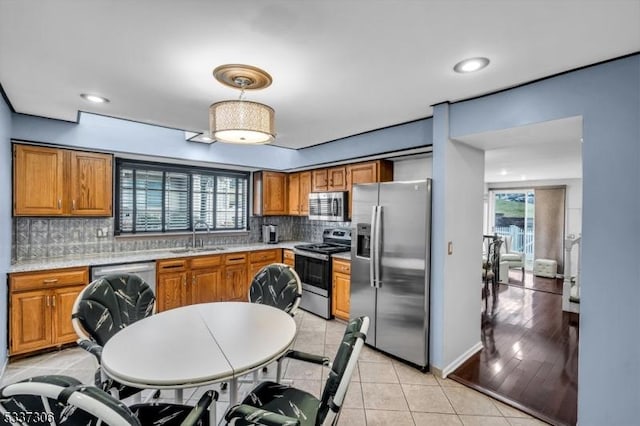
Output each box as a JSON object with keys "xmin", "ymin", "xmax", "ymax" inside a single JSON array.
[
  {"xmin": 248, "ymin": 263, "xmax": 303, "ymax": 379},
  {"xmin": 224, "ymin": 316, "xmax": 369, "ymax": 426},
  {"xmin": 249, "ymin": 263, "xmax": 302, "ymax": 316},
  {"xmin": 71, "ymin": 273, "xmax": 155, "ymax": 400},
  {"xmin": 0, "ymin": 374, "xmax": 217, "ymax": 425}
]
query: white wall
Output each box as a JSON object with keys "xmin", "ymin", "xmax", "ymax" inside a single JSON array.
[
  {"xmin": 489, "ymin": 178, "xmax": 582, "ymax": 276},
  {"xmin": 392, "ymin": 155, "xmax": 433, "ymax": 181}
]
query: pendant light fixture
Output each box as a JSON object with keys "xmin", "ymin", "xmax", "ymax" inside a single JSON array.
[{"xmin": 209, "ymin": 64, "xmax": 275, "ymax": 144}]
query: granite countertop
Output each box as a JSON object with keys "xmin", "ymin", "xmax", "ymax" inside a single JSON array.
[
  {"xmin": 9, "ymin": 241, "xmax": 307, "ymax": 273},
  {"xmin": 332, "ymin": 252, "xmax": 352, "ymax": 261}
]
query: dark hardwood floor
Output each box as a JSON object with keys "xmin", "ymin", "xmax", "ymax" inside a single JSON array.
[
  {"xmin": 506, "ymin": 269, "xmax": 564, "ymax": 295},
  {"xmin": 451, "ymin": 283, "xmax": 578, "ymax": 426}
]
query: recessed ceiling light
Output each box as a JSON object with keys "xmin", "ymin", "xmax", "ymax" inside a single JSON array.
[
  {"xmin": 453, "ymin": 57, "xmax": 490, "ymax": 73},
  {"xmin": 80, "ymin": 93, "xmax": 110, "ymax": 103},
  {"xmin": 500, "ymin": 169, "xmax": 508, "ymax": 176}
]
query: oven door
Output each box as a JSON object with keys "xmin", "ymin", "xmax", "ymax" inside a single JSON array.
[{"xmin": 294, "ymin": 251, "xmax": 331, "ymax": 296}]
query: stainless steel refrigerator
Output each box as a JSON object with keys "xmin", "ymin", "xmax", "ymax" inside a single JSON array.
[{"xmin": 350, "ymin": 179, "xmax": 431, "ymax": 368}]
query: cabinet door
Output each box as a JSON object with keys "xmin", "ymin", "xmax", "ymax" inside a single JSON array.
[
  {"xmin": 312, "ymin": 169, "xmax": 328, "ymax": 192},
  {"xmin": 69, "ymin": 151, "xmax": 113, "ymax": 216},
  {"xmin": 263, "ymin": 172, "xmax": 288, "ymax": 215},
  {"xmin": 332, "ymin": 272, "xmax": 351, "ymax": 321},
  {"xmin": 327, "ymin": 166, "xmax": 347, "ymax": 191},
  {"xmin": 157, "ymin": 272, "xmax": 188, "ymax": 312},
  {"xmin": 283, "ymin": 249, "xmax": 295, "ymax": 268},
  {"xmin": 224, "ymin": 264, "xmax": 248, "ymax": 302},
  {"xmin": 191, "ymin": 268, "xmax": 222, "ymax": 304},
  {"xmin": 10, "ymin": 290, "xmax": 52, "ymax": 355},
  {"xmin": 299, "ymin": 171, "xmax": 312, "ymax": 215},
  {"xmin": 13, "ymin": 145, "xmax": 65, "ymax": 216},
  {"xmin": 52, "ymin": 285, "xmax": 85, "ymax": 345},
  {"xmin": 288, "ymin": 172, "xmax": 301, "ymax": 215}
]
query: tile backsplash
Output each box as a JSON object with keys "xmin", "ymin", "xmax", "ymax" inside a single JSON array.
[{"xmin": 12, "ymin": 216, "xmax": 351, "ymax": 262}]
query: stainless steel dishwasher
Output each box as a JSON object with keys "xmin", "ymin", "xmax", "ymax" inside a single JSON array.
[{"xmin": 90, "ymin": 261, "xmax": 157, "ymax": 294}]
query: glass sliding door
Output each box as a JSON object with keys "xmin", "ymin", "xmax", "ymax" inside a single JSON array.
[{"xmin": 490, "ymin": 190, "xmax": 535, "ymax": 270}]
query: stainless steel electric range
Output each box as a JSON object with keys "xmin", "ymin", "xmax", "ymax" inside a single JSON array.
[{"xmin": 293, "ymin": 228, "xmax": 351, "ymax": 319}]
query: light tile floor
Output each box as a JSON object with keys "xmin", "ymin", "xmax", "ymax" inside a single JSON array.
[{"xmin": 0, "ymin": 310, "xmax": 548, "ymax": 425}]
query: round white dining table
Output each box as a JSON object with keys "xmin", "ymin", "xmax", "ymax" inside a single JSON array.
[{"xmin": 101, "ymin": 301, "xmax": 297, "ymax": 414}]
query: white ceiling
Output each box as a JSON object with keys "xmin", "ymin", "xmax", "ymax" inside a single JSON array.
[
  {"xmin": 0, "ymin": 1, "xmax": 638, "ymax": 150},
  {"xmin": 457, "ymin": 116, "xmax": 583, "ymax": 183}
]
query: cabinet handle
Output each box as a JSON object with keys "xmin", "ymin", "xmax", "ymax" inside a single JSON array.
[
  {"xmin": 57, "ymin": 199, "xmax": 62, "ymax": 209},
  {"xmin": 46, "ymin": 296, "xmax": 50, "ymax": 307},
  {"xmin": 183, "ymin": 277, "xmax": 187, "ymax": 286},
  {"xmin": 43, "ymin": 278, "xmax": 58, "ymax": 284},
  {"xmin": 192, "ymin": 276, "xmax": 195, "ymax": 285},
  {"xmin": 72, "ymin": 199, "xmax": 76, "ymax": 210},
  {"xmin": 52, "ymin": 295, "xmax": 56, "ymax": 307}
]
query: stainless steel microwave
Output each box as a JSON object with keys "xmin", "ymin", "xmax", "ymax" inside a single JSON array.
[{"xmin": 308, "ymin": 191, "xmax": 347, "ymax": 221}]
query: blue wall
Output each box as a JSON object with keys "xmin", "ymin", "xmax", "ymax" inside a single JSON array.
[
  {"xmin": 0, "ymin": 95, "xmax": 12, "ymax": 368},
  {"xmin": 449, "ymin": 54, "xmax": 640, "ymax": 425},
  {"xmin": 12, "ymin": 113, "xmax": 432, "ymax": 171}
]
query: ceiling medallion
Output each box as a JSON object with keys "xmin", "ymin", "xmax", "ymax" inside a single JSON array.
[{"xmin": 209, "ymin": 64, "xmax": 275, "ymax": 145}]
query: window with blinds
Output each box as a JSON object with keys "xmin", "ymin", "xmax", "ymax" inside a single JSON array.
[{"xmin": 116, "ymin": 159, "xmax": 249, "ymax": 234}]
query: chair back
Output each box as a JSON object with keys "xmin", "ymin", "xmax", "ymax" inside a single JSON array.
[
  {"xmin": 72, "ymin": 274, "xmax": 155, "ymax": 346},
  {"xmin": 248, "ymin": 263, "xmax": 302, "ymax": 315},
  {"xmin": 0, "ymin": 375, "xmax": 139, "ymax": 426},
  {"xmin": 318, "ymin": 316, "xmax": 369, "ymax": 425}
]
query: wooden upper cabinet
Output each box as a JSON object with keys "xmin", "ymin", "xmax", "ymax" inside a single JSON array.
[
  {"xmin": 13, "ymin": 145, "xmax": 65, "ymax": 216},
  {"xmin": 253, "ymin": 171, "xmax": 287, "ymax": 216},
  {"xmin": 312, "ymin": 167, "xmax": 347, "ymax": 192},
  {"xmin": 327, "ymin": 166, "xmax": 347, "ymax": 191},
  {"xmin": 311, "ymin": 169, "xmax": 328, "ymax": 192},
  {"xmin": 288, "ymin": 171, "xmax": 312, "ymax": 216},
  {"xmin": 346, "ymin": 160, "xmax": 394, "ymax": 218},
  {"xmin": 288, "ymin": 172, "xmax": 300, "ymax": 215},
  {"xmin": 13, "ymin": 144, "xmax": 113, "ymax": 217},
  {"xmin": 69, "ymin": 151, "xmax": 113, "ymax": 216}
]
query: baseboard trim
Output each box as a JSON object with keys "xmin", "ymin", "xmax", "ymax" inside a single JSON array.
[{"xmin": 441, "ymin": 341, "xmax": 483, "ymax": 378}]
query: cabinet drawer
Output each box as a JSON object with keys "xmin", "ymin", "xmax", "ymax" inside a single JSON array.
[
  {"xmin": 10, "ymin": 267, "xmax": 88, "ymax": 292},
  {"xmin": 332, "ymin": 259, "xmax": 351, "ymax": 275},
  {"xmin": 283, "ymin": 249, "xmax": 294, "ymax": 261},
  {"xmin": 224, "ymin": 253, "xmax": 247, "ymax": 265},
  {"xmin": 190, "ymin": 255, "xmax": 222, "ymax": 270},
  {"xmin": 249, "ymin": 250, "xmax": 278, "ymax": 264},
  {"xmin": 157, "ymin": 259, "xmax": 188, "ymax": 272}
]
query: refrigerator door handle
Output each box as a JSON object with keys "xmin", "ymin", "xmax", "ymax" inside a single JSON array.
[
  {"xmin": 370, "ymin": 205, "xmax": 377, "ymax": 288},
  {"xmin": 374, "ymin": 205, "xmax": 382, "ymax": 288}
]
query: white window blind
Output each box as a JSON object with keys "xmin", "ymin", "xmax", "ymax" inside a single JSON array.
[{"xmin": 116, "ymin": 160, "xmax": 249, "ymax": 234}]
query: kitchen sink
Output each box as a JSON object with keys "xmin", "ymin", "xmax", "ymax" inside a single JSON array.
[{"xmin": 170, "ymin": 247, "xmax": 226, "ymax": 254}]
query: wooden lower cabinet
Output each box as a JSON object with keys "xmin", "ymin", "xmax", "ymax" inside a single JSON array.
[
  {"xmin": 191, "ymin": 268, "xmax": 221, "ymax": 304},
  {"xmin": 224, "ymin": 263, "xmax": 248, "ymax": 301},
  {"xmin": 248, "ymin": 249, "xmax": 282, "ymax": 285},
  {"xmin": 52, "ymin": 285, "xmax": 86, "ymax": 344},
  {"xmin": 9, "ymin": 267, "xmax": 89, "ymax": 356},
  {"xmin": 283, "ymin": 249, "xmax": 295, "ymax": 268},
  {"xmin": 157, "ymin": 270, "xmax": 188, "ymax": 312},
  {"xmin": 332, "ymin": 258, "xmax": 351, "ymax": 321}
]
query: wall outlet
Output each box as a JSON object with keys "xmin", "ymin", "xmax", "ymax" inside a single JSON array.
[{"xmin": 97, "ymin": 227, "xmax": 109, "ymax": 238}]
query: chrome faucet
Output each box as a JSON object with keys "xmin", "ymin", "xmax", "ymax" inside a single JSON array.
[{"xmin": 192, "ymin": 220, "xmax": 210, "ymax": 248}]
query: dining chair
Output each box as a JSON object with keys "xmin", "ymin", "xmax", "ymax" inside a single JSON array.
[
  {"xmin": 248, "ymin": 262, "xmax": 302, "ymax": 316},
  {"xmin": 500, "ymin": 235, "xmax": 525, "ymax": 280},
  {"xmin": 249, "ymin": 262, "xmax": 302, "ymax": 379},
  {"xmin": 71, "ymin": 273, "xmax": 156, "ymax": 400},
  {"xmin": 0, "ymin": 375, "xmax": 217, "ymax": 426},
  {"xmin": 224, "ymin": 316, "xmax": 369, "ymax": 426},
  {"xmin": 482, "ymin": 238, "xmax": 503, "ymax": 298}
]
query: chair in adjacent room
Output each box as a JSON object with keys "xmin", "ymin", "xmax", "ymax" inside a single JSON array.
[
  {"xmin": 500, "ymin": 235, "xmax": 525, "ymax": 281},
  {"xmin": 0, "ymin": 375, "xmax": 217, "ymax": 426},
  {"xmin": 224, "ymin": 316, "xmax": 369, "ymax": 426},
  {"xmin": 71, "ymin": 273, "xmax": 156, "ymax": 400}
]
